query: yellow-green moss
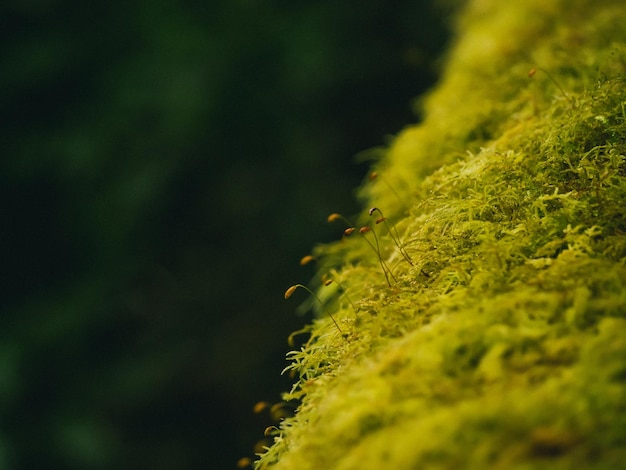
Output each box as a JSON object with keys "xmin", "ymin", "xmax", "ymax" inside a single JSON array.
[{"xmin": 258, "ymin": 0, "xmax": 626, "ymax": 468}]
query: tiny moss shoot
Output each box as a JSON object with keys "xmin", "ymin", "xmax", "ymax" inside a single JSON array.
[
  {"xmin": 528, "ymin": 67, "xmax": 573, "ymax": 104},
  {"xmin": 284, "ymin": 284, "xmax": 344, "ymax": 336},
  {"xmin": 358, "ymin": 226, "xmax": 396, "ymax": 287},
  {"xmin": 258, "ymin": 0, "xmax": 626, "ymax": 469},
  {"xmin": 369, "ymin": 206, "xmax": 414, "ymax": 265},
  {"xmin": 330, "ymin": 211, "xmax": 398, "ymax": 286},
  {"xmin": 323, "ymin": 277, "xmax": 358, "ymax": 317}
]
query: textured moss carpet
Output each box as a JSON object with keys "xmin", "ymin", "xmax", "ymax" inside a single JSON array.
[{"xmin": 256, "ymin": 0, "xmax": 626, "ymax": 468}]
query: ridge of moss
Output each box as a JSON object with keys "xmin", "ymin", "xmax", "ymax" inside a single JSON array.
[{"xmin": 257, "ymin": 0, "xmax": 626, "ymax": 468}]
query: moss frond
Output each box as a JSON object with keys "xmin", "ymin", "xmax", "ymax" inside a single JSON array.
[{"xmin": 258, "ymin": 0, "xmax": 626, "ymax": 468}]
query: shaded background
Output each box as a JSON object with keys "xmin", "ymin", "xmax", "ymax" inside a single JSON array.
[{"xmin": 1, "ymin": 1, "xmax": 449, "ymax": 468}]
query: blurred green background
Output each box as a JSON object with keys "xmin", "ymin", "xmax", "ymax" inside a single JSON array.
[{"xmin": 1, "ymin": 1, "xmax": 448, "ymax": 468}]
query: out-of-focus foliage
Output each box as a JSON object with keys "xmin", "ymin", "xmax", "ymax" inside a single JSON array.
[{"xmin": 0, "ymin": 1, "xmax": 447, "ymax": 468}]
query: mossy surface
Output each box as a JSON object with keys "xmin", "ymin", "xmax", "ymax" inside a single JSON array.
[{"xmin": 257, "ymin": 0, "xmax": 626, "ymax": 468}]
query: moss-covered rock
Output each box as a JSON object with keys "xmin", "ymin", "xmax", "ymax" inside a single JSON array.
[{"xmin": 258, "ymin": 0, "xmax": 626, "ymax": 468}]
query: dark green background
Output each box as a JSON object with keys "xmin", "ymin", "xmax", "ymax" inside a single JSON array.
[{"xmin": 1, "ymin": 1, "xmax": 448, "ymax": 468}]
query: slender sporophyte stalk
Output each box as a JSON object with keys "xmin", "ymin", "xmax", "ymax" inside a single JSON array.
[
  {"xmin": 327, "ymin": 212, "xmax": 354, "ymax": 227},
  {"xmin": 528, "ymin": 67, "xmax": 573, "ymax": 103},
  {"xmin": 323, "ymin": 277, "xmax": 357, "ymax": 318},
  {"xmin": 329, "ymin": 211, "xmax": 398, "ymax": 286},
  {"xmin": 368, "ymin": 207, "xmax": 430, "ymax": 278},
  {"xmin": 328, "ymin": 213, "xmax": 360, "ymax": 241},
  {"xmin": 369, "ymin": 171, "xmax": 410, "ymax": 214},
  {"xmin": 286, "ymin": 324, "xmax": 314, "ymax": 348},
  {"xmin": 284, "ymin": 284, "xmax": 345, "ymax": 337},
  {"xmin": 369, "ymin": 207, "xmax": 413, "ymax": 266},
  {"xmin": 358, "ymin": 226, "xmax": 396, "ymax": 287}
]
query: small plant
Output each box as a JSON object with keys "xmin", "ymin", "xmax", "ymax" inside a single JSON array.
[
  {"xmin": 327, "ymin": 212, "xmax": 354, "ymax": 226},
  {"xmin": 284, "ymin": 284, "xmax": 345, "ymax": 337},
  {"xmin": 358, "ymin": 226, "xmax": 396, "ymax": 287},
  {"xmin": 241, "ymin": 400, "xmax": 296, "ymax": 468},
  {"xmin": 286, "ymin": 325, "xmax": 313, "ymax": 348},
  {"xmin": 329, "ymin": 212, "xmax": 397, "ymax": 286},
  {"xmin": 369, "ymin": 171, "xmax": 411, "ymax": 213},
  {"xmin": 369, "ymin": 207, "xmax": 430, "ymax": 278},
  {"xmin": 369, "ymin": 207, "xmax": 413, "ymax": 265},
  {"xmin": 528, "ymin": 67, "xmax": 573, "ymax": 103},
  {"xmin": 323, "ymin": 276, "xmax": 358, "ymax": 317}
]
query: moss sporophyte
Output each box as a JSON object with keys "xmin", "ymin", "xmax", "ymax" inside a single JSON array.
[
  {"xmin": 284, "ymin": 284, "xmax": 345, "ymax": 337},
  {"xmin": 249, "ymin": 1, "xmax": 626, "ymax": 468},
  {"xmin": 329, "ymin": 211, "xmax": 398, "ymax": 286}
]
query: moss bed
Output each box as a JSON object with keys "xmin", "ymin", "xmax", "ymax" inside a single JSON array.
[{"xmin": 257, "ymin": 0, "xmax": 626, "ymax": 468}]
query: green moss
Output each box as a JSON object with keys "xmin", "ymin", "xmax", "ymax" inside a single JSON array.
[{"xmin": 257, "ymin": 0, "xmax": 626, "ymax": 468}]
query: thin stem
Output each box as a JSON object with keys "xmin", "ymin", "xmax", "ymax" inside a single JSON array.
[
  {"xmin": 324, "ymin": 278, "xmax": 357, "ymax": 318},
  {"xmin": 329, "ymin": 211, "xmax": 397, "ymax": 286},
  {"xmin": 370, "ymin": 172, "xmax": 410, "ymax": 214},
  {"xmin": 369, "ymin": 207, "xmax": 413, "ymax": 265},
  {"xmin": 327, "ymin": 213, "xmax": 355, "ymax": 228},
  {"xmin": 359, "ymin": 227, "xmax": 396, "ymax": 287},
  {"xmin": 284, "ymin": 284, "xmax": 344, "ymax": 336},
  {"xmin": 529, "ymin": 67, "xmax": 572, "ymax": 103}
]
